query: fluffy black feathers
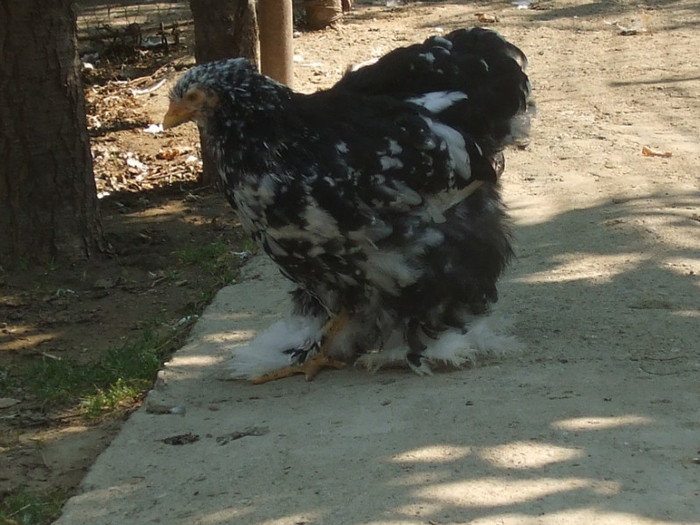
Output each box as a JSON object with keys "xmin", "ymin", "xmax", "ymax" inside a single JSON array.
[{"xmin": 167, "ymin": 28, "xmax": 532, "ymax": 372}]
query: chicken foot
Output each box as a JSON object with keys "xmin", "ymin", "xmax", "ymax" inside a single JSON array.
[{"xmin": 251, "ymin": 310, "xmax": 350, "ymax": 384}]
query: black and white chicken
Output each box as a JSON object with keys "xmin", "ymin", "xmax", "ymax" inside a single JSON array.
[{"xmin": 163, "ymin": 28, "xmax": 532, "ymax": 382}]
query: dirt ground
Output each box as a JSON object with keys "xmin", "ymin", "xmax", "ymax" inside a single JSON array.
[{"xmin": 1, "ymin": 0, "xmax": 699, "ymax": 521}]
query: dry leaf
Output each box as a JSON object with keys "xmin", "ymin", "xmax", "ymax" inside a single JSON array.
[
  {"xmin": 475, "ymin": 13, "xmax": 498, "ymax": 23},
  {"xmin": 157, "ymin": 148, "xmax": 181, "ymax": 160},
  {"xmin": 617, "ymin": 25, "xmax": 638, "ymax": 36},
  {"xmin": 642, "ymin": 145, "xmax": 672, "ymax": 158}
]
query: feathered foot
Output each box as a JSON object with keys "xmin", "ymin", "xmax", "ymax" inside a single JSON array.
[
  {"xmin": 251, "ymin": 352, "xmax": 346, "ymax": 384},
  {"xmin": 356, "ymin": 313, "xmax": 521, "ymax": 373},
  {"xmin": 251, "ymin": 310, "xmax": 351, "ymax": 384}
]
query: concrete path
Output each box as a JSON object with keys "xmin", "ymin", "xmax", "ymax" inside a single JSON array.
[{"xmin": 54, "ymin": 256, "xmax": 699, "ymax": 525}]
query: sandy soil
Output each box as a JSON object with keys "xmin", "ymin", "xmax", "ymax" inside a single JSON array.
[{"xmin": 2, "ymin": 0, "xmax": 699, "ymax": 522}]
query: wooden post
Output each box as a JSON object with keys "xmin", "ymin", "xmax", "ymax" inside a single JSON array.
[{"xmin": 258, "ymin": 0, "xmax": 293, "ymax": 86}]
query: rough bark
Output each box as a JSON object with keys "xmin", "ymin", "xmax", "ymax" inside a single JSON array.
[
  {"xmin": 190, "ymin": 0, "xmax": 259, "ymax": 65},
  {"xmin": 189, "ymin": 0, "xmax": 259, "ymax": 187},
  {"xmin": 0, "ymin": 0, "xmax": 104, "ymax": 269}
]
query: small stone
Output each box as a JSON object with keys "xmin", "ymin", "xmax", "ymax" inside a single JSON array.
[{"xmin": 0, "ymin": 398, "xmax": 21, "ymax": 409}]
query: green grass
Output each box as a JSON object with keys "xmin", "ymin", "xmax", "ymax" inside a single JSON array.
[
  {"xmin": 0, "ymin": 330, "xmax": 175, "ymax": 524},
  {"xmin": 0, "ymin": 327, "xmax": 190, "ymax": 525},
  {"xmin": 176, "ymin": 241, "xmax": 229, "ymax": 265},
  {"xmin": 2, "ymin": 241, "xmax": 250, "ymax": 418},
  {"xmin": 241, "ymin": 237, "xmax": 258, "ymax": 254},
  {"xmin": 80, "ymin": 377, "xmax": 143, "ymax": 418},
  {"xmin": 0, "ymin": 487, "xmax": 65, "ymax": 525},
  {"xmin": 0, "ymin": 241, "xmax": 250, "ymax": 419},
  {"xmin": 0, "ymin": 235, "xmax": 254, "ymax": 525},
  {"xmin": 176, "ymin": 239, "xmax": 250, "ymax": 287},
  {"xmin": 18, "ymin": 326, "xmax": 178, "ymax": 419}
]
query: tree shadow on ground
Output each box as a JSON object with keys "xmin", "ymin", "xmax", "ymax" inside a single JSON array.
[
  {"xmin": 239, "ymin": 191, "xmax": 695, "ymax": 524},
  {"xmin": 57, "ymin": 188, "xmax": 698, "ymax": 524}
]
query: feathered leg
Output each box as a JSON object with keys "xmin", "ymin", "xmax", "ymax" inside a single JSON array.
[
  {"xmin": 251, "ymin": 310, "xmax": 350, "ymax": 384},
  {"xmin": 405, "ymin": 318, "xmax": 427, "ymax": 369}
]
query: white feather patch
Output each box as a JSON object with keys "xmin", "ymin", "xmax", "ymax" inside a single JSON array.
[
  {"xmin": 356, "ymin": 314, "xmax": 521, "ymax": 373},
  {"xmin": 380, "ymin": 156, "xmax": 404, "ymax": 171},
  {"xmin": 257, "ymin": 174, "xmax": 279, "ymax": 203},
  {"xmin": 359, "ymin": 250, "xmax": 422, "ymax": 295},
  {"xmin": 409, "ymin": 228, "xmax": 444, "ymax": 255},
  {"xmin": 266, "ymin": 201, "xmax": 340, "ymax": 243},
  {"xmin": 387, "ymin": 139, "xmax": 403, "ymax": 155},
  {"xmin": 228, "ymin": 316, "xmax": 323, "ymax": 379},
  {"xmin": 422, "ymin": 117, "xmax": 470, "ymax": 180},
  {"xmin": 407, "ymin": 91, "xmax": 468, "ymax": 114},
  {"xmin": 303, "ymin": 202, "xmax": 341, "ymax": 239}
]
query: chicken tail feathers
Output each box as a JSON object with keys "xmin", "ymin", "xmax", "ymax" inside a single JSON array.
[{"xmin": 337, "ymin": 27, "xmax": 533, "ymax": 154}]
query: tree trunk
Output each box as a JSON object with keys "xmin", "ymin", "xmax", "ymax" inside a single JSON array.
[
  {"xmin": 190, "ymin": 0, "xmax": 259, "ymax": 65},
  {"xmin": 305, "ymin": 0, "xmax": 343, "ymax": 30},
  {"xmin": 189, "ymin": 0, "xmax": 259, "ymax": 187},
  {"xmin": 258, "ymin": 0, "xmax": 293, "ymax": 86},
  {"xmin": 0, "ymin": 0, "xmax": 104, "ymax": 269}
]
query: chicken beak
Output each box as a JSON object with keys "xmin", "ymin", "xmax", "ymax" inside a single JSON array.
[{"xmin": 162, "ymin": 100, "xmax": 194, "ymax": 129}]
